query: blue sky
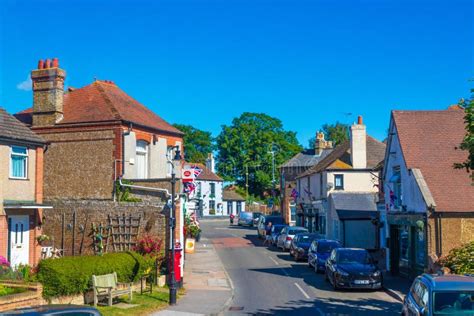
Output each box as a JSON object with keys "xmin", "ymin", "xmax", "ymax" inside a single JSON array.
[{"xmin": 1, "ymin": 0, "xmax": 472, "ymax": 145}]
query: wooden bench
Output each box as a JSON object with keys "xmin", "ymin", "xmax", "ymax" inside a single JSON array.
[{"xmin": 92, "ymin": 272, "xmax": 133, "ymax": 306}]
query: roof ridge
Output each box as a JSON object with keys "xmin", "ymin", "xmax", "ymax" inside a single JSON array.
[{"xmin": 94, "ymin": 83, "xmax": 121, "ymax": 120}]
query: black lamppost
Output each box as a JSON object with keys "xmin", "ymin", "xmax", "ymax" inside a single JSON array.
[{"xmin": 167, "ymin": 145, "xmax": 181, "ymax": 306}]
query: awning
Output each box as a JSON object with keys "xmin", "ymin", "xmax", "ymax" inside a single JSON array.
[{"xmin": 336, "ymin": 209, "xmax": 377, "ymax": 220}]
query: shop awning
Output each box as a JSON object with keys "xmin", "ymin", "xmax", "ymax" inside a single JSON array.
[{"xmin": 336, "ymin": 209, "xmax": 377, "ymax": 220}]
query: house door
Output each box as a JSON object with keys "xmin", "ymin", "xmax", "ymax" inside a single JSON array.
[
  {"xmin": 9, "ymin": 215, "xmax": 29, "ymax": 267},
  {"xmin": 389, "ymin": 225, "xmax": 400, "ymax": 276}
]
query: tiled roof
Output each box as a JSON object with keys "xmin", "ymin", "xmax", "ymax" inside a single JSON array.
[
  {"xmin": 297, "ymin": 135, "xmax": 386, "ymax": 178},
  {"xmin": 185, "ymin": 163, "xmax": 223, "ymax": 182},
  {"xmin": 392, "ymin": 108, "xmax": 473, "ymax": 212},
  {"xmin": 330, "ymin": 192, "xmax": 378, "ymax": 211},
  {"xmin": 0, "ymin": 107, "xmax": 45, "ymax": 145},
  {"xmin": 16, "ymin": 81, "xmax": 183, "ymax": 135},
  {"xmin": 223, "ymin": 189, "xmax": 246, "ymax": 201},
  {"xmin": 280, "ymin": 148, "xmax": 333, "ymax": 168}
]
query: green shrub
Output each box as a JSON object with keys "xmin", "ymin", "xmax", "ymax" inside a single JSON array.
[
  {"xmin": 441, "ymin": 241, "xmax": 474, "ymax": 274},
  {"xmin": 37, "ymin": 251, "xmax": 153, "ymax": 299}
]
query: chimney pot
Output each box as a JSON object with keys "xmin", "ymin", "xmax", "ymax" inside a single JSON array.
[
  {"xmin": 52, "ymin": 58, "xmax": 59, "ymax": 68},
  {"xmin": 357, "ymin": 115, "xmax": 363, "ymax": 125},
  {"xmin": 38, "ymin": 60, "xmax": 44, "ymax": 69},
  {"xmin": 44, "ymin": 59, "xmax": 51, "ymax": 68}
]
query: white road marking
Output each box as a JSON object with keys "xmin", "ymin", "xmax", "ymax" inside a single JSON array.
[
  {"xmin": 294, "ymin": 282, "xmax": 310, "ymax": 299},
  {"xmin": 316, "ymin": 307, "xmax": 325, "ymax": 316},
  {"xmin": 268, "ymin": 256, "xmax": 279, "ymax": 265}
]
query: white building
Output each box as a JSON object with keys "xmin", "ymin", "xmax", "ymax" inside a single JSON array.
[
  {"xmin": 185, "ymin": 154, "xmax": 224, "ymax": 217},
  {"xmin": 295, "ymin": 116, "xmax": 386, "ymax": 250},
  {"xmin": 223, "ymin": 188, "xmax": 246, "ymax": 216}
]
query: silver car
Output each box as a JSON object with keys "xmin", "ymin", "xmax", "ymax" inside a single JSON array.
[
  {"xmin": 276, "ymin": 226, "xmax": 308, "ymax": 251},
  {"xmin": 238, "ymin": 211, "xmax": 253, "ymax": 226}
]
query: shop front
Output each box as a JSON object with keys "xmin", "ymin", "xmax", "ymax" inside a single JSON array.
[{"xmin": 387, "ymin": 212, "xmax": 427, "ymax": 279}]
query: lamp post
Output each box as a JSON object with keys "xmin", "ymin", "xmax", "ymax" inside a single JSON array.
[{"xmin": 167, "ymin": 145, "xmax": 181, "ymax": 306}]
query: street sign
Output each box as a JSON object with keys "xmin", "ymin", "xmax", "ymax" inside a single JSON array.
[{"xmin": 182, "ymin": 168, "xmax": 195, "ymax": 183}]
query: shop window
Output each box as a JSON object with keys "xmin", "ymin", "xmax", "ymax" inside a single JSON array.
[
  {"xmin": 399, "ymin": 226, "xmax": 410, "ymax": 268},
  {"xmin": 10, "ymin": 146, "xmax": 28, "ymax": 179}
]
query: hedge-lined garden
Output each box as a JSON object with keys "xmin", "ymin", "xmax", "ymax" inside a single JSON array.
[{"xmin": 37, "ymin": 251, "xmax": 154, "ymax": 298}]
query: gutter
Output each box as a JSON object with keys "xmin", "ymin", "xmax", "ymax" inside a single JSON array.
[{"xmin": 117, "ymin": 177, "xmax": 179, "ymax": 202}]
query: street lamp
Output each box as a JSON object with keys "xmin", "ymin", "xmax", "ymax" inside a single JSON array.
[{"xmin": 167, "ymin": 145, "xmax": 181, "ymax": 306}]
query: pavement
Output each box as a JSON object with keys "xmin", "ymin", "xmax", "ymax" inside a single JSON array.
[
  {"xmin": 152, "ymin": 233, "xmax": 233, "ymax": 316},
  {"xmin": 382, "ymin": 273, "xmax": 413, "ymax": 303}
]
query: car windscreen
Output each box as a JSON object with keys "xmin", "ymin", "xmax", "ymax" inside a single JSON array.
[
  {"xmin": 433, "ymin": 291, "xmax": 474, "ymax": 314},
  {"xmin": 265, "ymin": 217, "xmax": 284, "ymax": 225},
  {"xmin": 318, "ymin": 242, "xmax": 340, "ymax": 253},
  {"xmin": 337, "ymin": 250, "xmax": 371, "ymax": 264},
  {"xmin": 272, "ymin": 226, "xmax": 285, "ymax": 233},
  {"xmin": 288, "ymin": 228, "xmax": 308, "ymax": 235},
  {"xmin": 297, "ymin": 234, "xmax": 317, "ymax": 243},
  {"xmin": 240, "ymin": 213, "xmax": 252, "ymax": 219},
  {"xmin": 252, "ymin": 213, "xmax": 261, "ymax": 219}
]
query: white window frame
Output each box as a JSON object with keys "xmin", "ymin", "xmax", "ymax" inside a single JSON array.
[
  {"xmin": 136, "ymin": 140, "xmax": 149, "ymax": 179},
  {"xmin": 10, "ymin": 146, "xmax": 28, "ymax": 179}
]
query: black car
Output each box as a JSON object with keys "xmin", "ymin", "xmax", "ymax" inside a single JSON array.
[
  {"xmin": 325, "ymin": 248, "xmax": 382, "ymax": 290},
  {"xmin": 289, "ymin": 233, "xmax": 321, "ymax": 261}
]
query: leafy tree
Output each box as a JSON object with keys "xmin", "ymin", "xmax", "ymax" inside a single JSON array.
[
  {"xmin": 454, "ymin": 92, "xmax": 474, "ymax": 181},
  {"xmin": 173, "ymin": 124, "xmax": 214, "ymax": 164},
  {"xmin": 216, "ymin": 113, "xmax": 302, "ymax": 197},
  {"xmin": 307, "ymin": 122, "xmax": 350, "ymax": 148}
]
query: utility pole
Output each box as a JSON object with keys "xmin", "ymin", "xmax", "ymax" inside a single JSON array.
[{"xmin": 245, "ymin": 165, "xmax": 249, "ymax": 201}]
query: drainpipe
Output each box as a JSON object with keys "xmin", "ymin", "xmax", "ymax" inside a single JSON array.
[{"xmin": 117, "ymin": 177, "xmax": 179, "ymax": 202}]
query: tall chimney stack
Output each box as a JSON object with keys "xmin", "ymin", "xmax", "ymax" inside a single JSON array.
[
  {"xmin": 31, "ymin": 58, "xmax": 66, "ymax": 126},
  {"xmin": 350, "ymin": 115, "xmax": 367, "ymax": 169},
  {"xmin": 206, "ymin": 153, "xmax": 215, "ymax": 173},
  {"xmin": 314, "ymin": 131, "xmax": 333, "ymax": 156}
]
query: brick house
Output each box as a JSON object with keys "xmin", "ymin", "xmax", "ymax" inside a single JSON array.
[
  {"xmin": 0, "ymin": 107, "xmax": 48, "ymax": 267},
  {"xmin": 295, "ymin": 117, "xmax": 386, "ymax": 249},
  {"xmin": 15, "ymin": 58, "xmax": 185, "ymax": 255},
  {"xmin": 279, "ymin": 132, "xmax": 333, "ymax": 225},
  {"xmin": 383, "ymin": 107, "xmax": 474, "ymax": 278}
]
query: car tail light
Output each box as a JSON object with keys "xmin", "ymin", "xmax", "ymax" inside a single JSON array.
[{"xmin": 286, "ymin": 237, "xmax": 292, "ymax": 241}]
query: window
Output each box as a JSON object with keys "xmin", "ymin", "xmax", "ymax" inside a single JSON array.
[
  {"xmin": 210, "ymin": 183, "xmax": 216, "ymax": 197},
  {"xmin": 136, "ymin": 141, "xmax": 148, "ymax": 179},
  {"xmin": 10, "ymin": 146, "xmax": 28, "ymax": 179},
  {"xmin": 236, "ymin": 201, "xmax": 242, "ymax": 213},
  {"xmin": 196, "ymin": 182, "xmax": 202, "ymax": 197},
  {"xmin": 319, "ymin": 173, "xmax": 323, "ymax": 197},
  {"xmin": 290, "ymin": 202, "xmax": 296, "ymax": 222},
  {"xmin": 334, "ymin": 174, "xmax": 344, "ymax": 190},
  {"xmin": 209, "ymin": 200, "xmax": 215, "ymax": 210},
  {"xmin": 392, "ymin": 167, "xmax": 402, "ymax": 208},
  {"xmin": 319, "ymin": 214, "xmax": 326, "ymax": 234},
  {"xmin": 227, "ymin": 201, "xmax": 233, "ymax": 214}
]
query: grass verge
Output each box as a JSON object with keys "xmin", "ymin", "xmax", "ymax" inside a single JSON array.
[{"xmin": 97, "ymin": 288, "xmax": 185, "ymax": 316}]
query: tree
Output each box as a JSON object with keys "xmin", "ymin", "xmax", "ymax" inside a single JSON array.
[
  {"xmin": 216, "ymin": 113, "xmax": 302, "ymax": 197},
  {"xmin": 454, "ymin": 92, "xmax": 474, "ymax": 180},
  {"xmin": 307, "ymin": 122, "xmax": 350, "ymax": 148},
  {"xmin": 173, "ymin": 124, "xmax": 214, "ymax": 164}
]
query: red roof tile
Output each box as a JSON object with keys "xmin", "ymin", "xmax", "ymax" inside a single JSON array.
[
  {"xmin": 17, "ymin": 81, "xmax": 183, "ymax": 135},
  {"xmin": 393, "ymin": 108, "xmax": 473, "ymax": 212},
  {"xmin": 185, "ymin": 163, "xmax": 223, "ymax": 182}
]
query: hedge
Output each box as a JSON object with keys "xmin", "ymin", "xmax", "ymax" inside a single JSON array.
[
  {"xmin": 441, "ymin": 241, "xmax": 474, "ymax": 275},
  {"xmin": 37, "ymin": 251, "xmax": 153, "ymax": 299}
]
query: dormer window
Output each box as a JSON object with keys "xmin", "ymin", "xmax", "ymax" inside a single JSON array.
[
  {"xmin": 136, "ymin": 140, "xmax": 148, "ymax": 179},
  {"xmin": 10, "ymin": 146, "xmax": 28, "ymax": 179}
]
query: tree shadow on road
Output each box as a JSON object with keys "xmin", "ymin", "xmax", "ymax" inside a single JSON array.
[{"xmin": 247, "ymin": 297, "xmax": 401, "ymax": 315}]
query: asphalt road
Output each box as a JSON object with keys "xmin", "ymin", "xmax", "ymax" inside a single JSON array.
[{"xmin": 201, "ymin": 219, "xmax": 402, "ymax": 316}]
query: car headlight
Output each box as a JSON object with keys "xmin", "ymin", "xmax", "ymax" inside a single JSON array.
[
  {"xmin": 336, "ymin": 269, "xmax": 349, "ymax": 277},
  {"xmin": 372, "ymin": 270, "xmax": 381, "ymax": 277}
]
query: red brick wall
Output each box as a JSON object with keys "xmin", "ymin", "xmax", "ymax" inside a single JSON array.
[{"xmin": 0, "ymin": 216, "xmax": 7, "ymax": 260}]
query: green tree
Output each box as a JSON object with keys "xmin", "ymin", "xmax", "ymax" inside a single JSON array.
[
  {"xmin": 216, "ymin": 113, "xmax": 302, "ymax": 197},
  {"xmin": 173, "ymin": 124, "xmax": 214, "ymax": 164},
  {"xmin": 454, "ymin": 92, "xmax": 474, "ymax": 180},
  {"xmin": 307, "ymin": 122, "xmax": 350, "ymax": 148}
]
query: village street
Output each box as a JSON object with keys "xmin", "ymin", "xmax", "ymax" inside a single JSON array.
[{"xmin": 201, "ymin": 219, "xmax": 402, "ymax": 315}]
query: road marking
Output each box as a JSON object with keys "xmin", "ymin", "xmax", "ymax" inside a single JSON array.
[
  {"xmin": 316, "ymin": 307, "xmax": 325, "ymax": 316},
  {"xmin": 294, "ymin": 282, "xmax": 310, "ymax": 299},
  {"xmin": 268, "ymin": 256, "xmax": 279, "ymax": 265}
]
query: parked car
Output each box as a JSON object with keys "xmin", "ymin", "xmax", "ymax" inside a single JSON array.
[
  {"xmin": 308, "ymin": 239, "xmax": 341, "ymax": 273},
  {"xmin": 276, "ymin": 226, "xmax": 308, "ymax": 251},
  {"xmin": 289, "ymin": 233, "xmax": 321, "ymax": 261},
  {"xmin": 270, "ymin": 224, "xmax": 287, "ymax": 246},
  {"xmin": 401, "ymin": 273, "xmax": 474, "ymax": 316},
  {"xmin": 257, "ymin": 215, "xmax": 285, "ymax": 238},
  {"xmin": 325, "ymin": 248, "xmax": 382, "ymax": 290},
  {"xmin": 252, "ymin": 212, "xmax": 262, "ymax": 226},
  {"xmin": 3, "ymin": 305, "xmax": 102, "ymax": 315},
  {"xmin": 238, "ymin": 211, "xmax": 254, "ymax": 226}
]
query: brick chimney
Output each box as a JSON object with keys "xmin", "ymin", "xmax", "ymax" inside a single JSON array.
[
  {"xmin": 206, "ymin": 153, "xmax": 215, "ymax": 173},
  {"xmin": 31, "ymin": 58, "xmax": 66, "ymax": 126},
  {"xmin": 314, "ymin": 132, "xmax": 333, "ymax": 155},
  {"xmin": 350, "ymin": 115, "xmax": 367, "ymax": 169}
]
